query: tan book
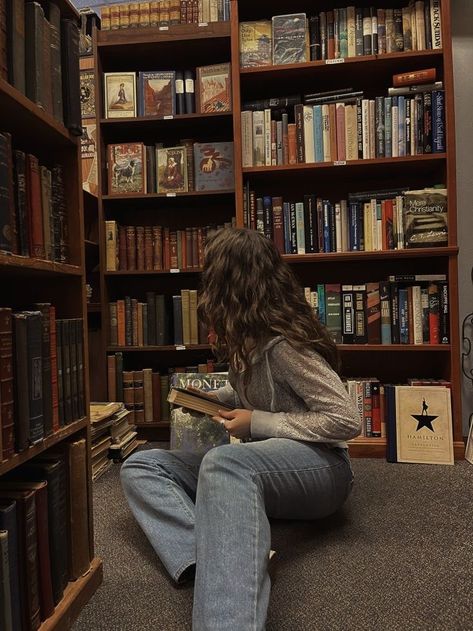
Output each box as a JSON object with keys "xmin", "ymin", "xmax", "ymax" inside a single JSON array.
[
  {"xmin": 168, "ymin": 386, "xmax": 232, "ymax": 416},
  {"xmin": 143, "ymin": 368, "xmax": 153, "ymax": 421},
  {"xmin": 67, "ymin": 439, "xmax": 91, "ymax": 578},
  {"xmin": 133, "ymin": 371, "xmax": 144, "ymax": 423},
  {"xmin": 105, "ymin": 220, "xmax": 118, "ymax": 271},
  {"xmin": 139, "ymin": 2, "xmax": 150, "ymax": 26},
  {"xmin": 189, "ymin": 289, "xmax": 198, "ymax": 345},
  {"xmin": 119, "ymin": 4, "xmax": 130, "ymax": 28},
  {"xmin": 345, "ymin": 104, "xmax": 358, "ymax": 160},
  {"xmin": 181, "ymin": 289, "xmax": 191, "ymax": 345},
  {"xmin": 149, "ymin": 1, "xmax": 159, "ymax": 26},
  {"xmin": 415, "ymin": 1, "xmax": 426, "ymax": 50},
  {"xmin": 107, "ymin": 357, "xmax": 117, "ymax": 401},
  {"xmin": 347, "ymin": 6, "xmax": 356, "ymax": 57},
  {"xmin": 241, "ymin": 111, "xmax": 253, "ymax": 167},
  {"xmin": 129, "ymin": 3, "xmax": 140, "ymax": 27},
  {"xmin": 40, "ymin": 166, "xmax": 52, "ymax": 260},
  {"xmin": 239, "ymin": 21, "xmax": 272, "ymax": 68},
  {"xmin": 101, "ymin": 6, "xmax": 111, "ymax": 30},
  {"xmin": 110, "ymin": 5, "xmax": 120, "ymax": 29}
]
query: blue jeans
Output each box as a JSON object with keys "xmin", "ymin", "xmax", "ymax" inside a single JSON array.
[{"xmin": 120, "ymin": 439, "xmax": 354, "ymax": 631}]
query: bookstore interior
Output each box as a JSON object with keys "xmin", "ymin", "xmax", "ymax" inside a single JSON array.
[{"xmin": 0, "ymin": 0, "xmax": 472, "ymax": 629}]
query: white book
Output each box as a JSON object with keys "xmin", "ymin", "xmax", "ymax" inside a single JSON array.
[
  {"xmin": 295, "ymin": 202, "xmax": 306, "ymax": 254},
  {"xmin": 368, "ymin": 99, "xmax": 375, "ymax": 159},
  {"xmin": 392, "ymin": 105, "xmax": 399, "ymax": 157},
  {"xmin": 304, "ymin": 287, "xmax": 312, "ymax": 305},
  {"xmin": 322, "ymin": 104, "xmax": 331, "ymax": 162},
  {"xmin": 361, "ymin": 99, "xmax": 370, "ymax": 160},
  {"xmin": 347, "ymin": 6, "xmax": 356, "ymax": 57},
  {"xmin": 241, "ymin": 111, "xmax": 253, "ymax": 167},
  {"xmin": 345, "ymin": 104, "xmax": 358, "ymax": 160},
  {"xmin": 335, "ymin": 203, "xmax": 342, "ymax": 252},
  {"xmin": 264, "ymin": 109, "xmax": 272, "ymax": 166},
  {"xmin": 303, "ymin": 105, "xmax": 315, "ymax": 163},
  {"xmin": 340, "ymin": 199, "xmax": 349, "ymax": 252},
  {"xmin": 430, "ymin": 0, "xmax": 442, "ymax": 49},
  {"xmin": 209, "ymin": 0, "xmax": 218, "ymax": 22},
  {"xmin": 412, "ymin": 285, "xmax": 423, "ymax": 345},
  {"xmin": 252, "ymin": 110, "xmax": 265, "ymax": 167},
  {"xmin": 395, "ymin": 195, "xmax": 404, "ymax": 249}
]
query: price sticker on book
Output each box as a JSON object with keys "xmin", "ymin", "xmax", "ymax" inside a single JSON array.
[
  {"xmin": 199, "ymin": 22, "xmax": 208, "ymax": 27},
  {"xmin": 163, "ymin": 115, "xmax": 173, "ymax": 120},
  {"xmin": 159, "ymin": 26, "xmax": 169, "ymax": 31},
  {"xmin": 170, "ymin": 268, "xmax": 180, "ymax": 274},
  {"xmin": 166, "ymin": 192, "xmax": 177, "ymax": 197},
  {"xmin": 325, "ymin": 58, "xmax": 345, "ymax": 65},
  {"xmin": 176, "ymin": 345, "xmax": 186, "ymax": 351},
  {"xmin": 333, "ymin": 160, "xmax": 347, "ymax": 166}
]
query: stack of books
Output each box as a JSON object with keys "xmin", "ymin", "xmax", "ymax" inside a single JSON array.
[{"xmin": 90, "ymin": 402, "xmax": 138, "ymax": 477}]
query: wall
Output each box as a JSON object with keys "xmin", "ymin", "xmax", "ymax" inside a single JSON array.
[{"xmin": 452, "ymin": 0, "xmax": 473, "ymax": 435}]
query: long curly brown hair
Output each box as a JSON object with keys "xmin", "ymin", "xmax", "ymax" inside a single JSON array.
[{"xmin": 198, "ymin": 228, "xmax": 339, "ymax": 381}]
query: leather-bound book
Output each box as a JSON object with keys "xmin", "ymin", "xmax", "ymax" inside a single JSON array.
[
  {"xmin": 0, "ymin": 132, "xmax": 15, "ymax": 253},
  {"xmin": 0, "ymin": 500, "xmax": 20, "ymax": 631},
  {"xmin": 51, "ymin": 165, "xmax": 68, "ymax": 263},
  {"xmin": 49, "ymin": 306, "xmax": 59, "ymax": 431},
  {"xmin": 33, "ymin": 304, "xmax": 53, "ymax": 437},
  {"xmin": 55, "ymin": 319, "xmax": 65, "ymax": 425},
  {"xmin": 0, "ymin": 308, "xmax": 14, "ymax": 459},
  {"xmin": 0, "ymin": 482, "xmax": 54, "ymax": 620},
  {"xmin": 69, "ymin": 318, "xmax": 78, "ymax": 421},
  {"xmin": 39, "ymin": 167, "xmax": 52, "ymax": 260},
  {"xmin": 0, "ymin": 529, "xmax": 13, "ymax": 631},
  {"xmin": 144, "ymin": 226, "xmax": 153, "ymax": 270},
  {"xmin": 107, "ymin": 355, "xmax": 117, "ymax": 402},
  {"xmin": 143, "ymin": 368, "xmax": 153, "ymax": 422},
  {"xmin": 65, "ymin": 439, "xmax": 91, "ymax": 579},
  {"xmin": 118, "ymin": 225, "xmax": 127, "ymax": 270},
  {"xmin": 48, "ymin": 2, "xmax": 63, "ymax": 123},
  {"xmin": 189, "ymin": 290, "xmax": 198, "ymax": 345},
  {"xmin": 25, "ymin": 2, "xmax": 45, "ymax": 108},
  {"xmin": 126, "ymin": 226, "xmax": 137, "ymax": 271},
  {"xmin": 136, "ymin": 226, "xmax": 145, "ymax": 270},
  {"xmin": 0, "ymin": 489, "xmax": 41, "ymax": 631},
  {"xmin": 26, "ymin": 154, "xmax": 45, "ymax": 259},
  {"xmin": 75, "ymin": 319, "xmax": 85, "ymax": 418},
  {"xmin": 133, "ymin": 371, "xmax": 144, "ymax": 424},
  {"xmin": 14, "ymin": 150, "xmax": 29, "ymax": 256},
  {"xmin": 115, "ymin": 351, "xmax": 123, "ymax": 402},
  {"xmin": 173, "ymin": 296, "xmax": 183, "ymax": 345},
  {"xmin": 9, "ymin": 459, "xmax": 68, "ymax": 605},
  {"xmin": 146, "ymin": 292, "xmax": 156, "ymax": 346},
  {"xmin": 0, "ymin": 0, "xmax": 8, "ymax": 81},
  {"xmin": 152, "ymin": 225, "xmax": 162, "ymax": 270},
  {"xmin": 13, "ymin": 312, "xmax": 44, "ymax": 446},
  {"xmin": 60, "ymin": 19, "xmax": 82, "ymax": 135},
  {"xmin": 152, "ymin": 372, "xmax": 161, "ymax": 422},
  {"xmin": 123, "ymin": 370, "xmax": 134, "ymax": 420},
  {"xmin": 6, "ymin": 0, "xmax": 25, "ymax": 92},
  {"xmin": 41, "ymin": 13, "xmax": 53, "ymax": 115},
  {"xmin": 155, "ymin": 294, "xmax": 169, "ymax": 345},
  {"xmin": 61, "ymin": 320, "xmax": 72, "ymax": 424}
]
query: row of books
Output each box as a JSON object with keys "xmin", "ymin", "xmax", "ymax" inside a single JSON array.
[
  {"xmin": 0, "ymin": 306, "xmax": 85, "ymax": 463},
  {"xmin": 242, "ymin": 187, "xmax": 448, "ymax": 254},
  {"xmin": 302, "ymin": 277, "xmax": 449, "ymax": 346},
  {"xmin": 239, "ymin": 3, "xmax": 441, "ymax": 68},
  {"xmin": 0, "ymin": 2, "xmax": 82, "ymax": 134},
  {"xmin": 0, "ymin": 439, "xmax": 91, "ymax": 629},
  {"xmin": 103, "ymin": 63, "xmax": 231, "ymax": 119},
  {"xmin": 90, "ymin": 403, "xmax": 138, "ymax": 479},
  {"xmin": 101, "ymin": 0, "xmax": 231, "ymax": 30},
  {"xmin": 0, "ymin": 133, "xmax": 68, "ymax": 261},
  {"xmin": 107, "ymin": 140, "xmax": 234, "ymax": 195},
  {"xmin": 105, "ymin": 221, "xmax": 233, "ymax": 272},
  {"xmin": 344, "ymin": 378, "xmax": 450, "ymax": 438},
  {"xmin": 109, "ymin": 290, "xmax": 206, "ymax": 348},
  {"xmin": 240, "ymin": 88, "xmax": 445, "ymax": 167}
]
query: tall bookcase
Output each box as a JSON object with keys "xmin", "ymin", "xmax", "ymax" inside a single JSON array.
[
  {"xmin": 94, "ymin": 0, "xmax": 463, "ymax": 458},
  {"xmin": 0, "ymin": 0, "xmax": 102, "ymax": 626}
]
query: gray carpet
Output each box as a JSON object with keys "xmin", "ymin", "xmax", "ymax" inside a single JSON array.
[{"xmin": 73, "ymin": 448, "xmax": 473, "ymax": 631}]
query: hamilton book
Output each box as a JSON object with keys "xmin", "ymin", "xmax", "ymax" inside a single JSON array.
[{"xmin": 395, "ymin": 386, "xmax": 454, "ymax": 465}]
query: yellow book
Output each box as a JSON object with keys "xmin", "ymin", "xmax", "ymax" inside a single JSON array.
[
  {"xmin": 239, "ymin": 21, "xmax": 272, "ymax": 68},
  {"xmin": 181, "ymin": 289, "xmax": 191, "ymax": 345},
  {"xmin": 189, "ymin": 290, "xmax": 198, "ymax": 345}
]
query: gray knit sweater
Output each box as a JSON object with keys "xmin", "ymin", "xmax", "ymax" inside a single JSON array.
[{"xmin": 215, "ymin": 336, "xmax": 361, "ymax": 448}]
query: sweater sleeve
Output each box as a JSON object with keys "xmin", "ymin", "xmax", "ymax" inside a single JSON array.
[
  {"xmin": 250, "ymin": 342, "xmax": 362, "ymax": 443},
  {"xmin": 215, "ymin": 383, "xmax": 241, "ymax": 409}
]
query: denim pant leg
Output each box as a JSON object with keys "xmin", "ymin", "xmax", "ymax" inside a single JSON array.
[
  {"xmin": 120, "ymin": 448, "xmax": 204, "ymax": 582},
  {"xmin": 192, "ymin": 438, "xmax": 353, "ymax": 631}
]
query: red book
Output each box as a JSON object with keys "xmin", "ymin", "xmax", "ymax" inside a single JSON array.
[
  {"xmin": 144, "ymin": 226, "xmax": 153, "ymax": 270},
  {"xmin": 117, "ymin": 300, "xmax": 126, "ymax": 346},
  {"xmin": 271, "ymin": 197, "xmax": 284, "ymax": 254},
  {"xmin": 169, "ymin": 230, "xmax": 178, "ymax": 268},
  {"xmin": 163, "ymin": 227, "xmax": 170, "ymax": 270},
  {"xmin": 136, "ymin": 226, "xmax": 145, "ymax": 270},
  {"xmin": 428, "ymin": 282, "xmax": 440, "ymax": 344},
  {"xmin": 49, "ymin": 306, "xmax": 59, "ymax": 432},
  {"xmin": 0, "ymin": 308, "xmax": 14, "ymax": 459},
  {"xmin": 327, "ymin": 11, "xmax": 335, "ymax": 59},
  {"xmin": 384, "ymin": 199, "xmax": 394, "ymax": 250},
  {"xmin": 126, "ymin": 226, "xmax": 136, "ymax": 271},
  {"xmin": 288, "ymin": 124, "xmax": 297, "ymax": 164},
  {"xmin": 180, "ymin": 230, "xmax": 187, "ymax": 270},
  {"xmin": 197, "ymin": 228, "xmax": 204, "ymax": 268},
  {"xmin": 191, "ymin": 227, "xmax": 198, "ymax": 268},
  {"xmin": 153, "ymin": 226, "xmax": 162, "ymax": 270},
  {"xmin": 185, "ymin": 227, "xmax": 192, "ymax": 270},
  {"xmin": 393, "ymin": 68, "xmax": 436, "ymax": 87},
  {"xmin": 26, "ymin": 154, "xmax": 45, "ymax": 259}
]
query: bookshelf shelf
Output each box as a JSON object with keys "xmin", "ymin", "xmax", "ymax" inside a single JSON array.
[
  {"xmin": 0, "ymin": 417, "xmax": 88, "ymax": 476},
  {"xmin": 242, "ymin": 154, "xmax": 446, "ymax": 175},
  {"xmin": 107, "ymin": 345, "xmax": 211, "ymax": 352},
  {"xmin": 339, "ymin": 344, "xmax": 451, "ymax": 352},
  {"xmin": 0, "ymin": 78, "xmax": 77, "ymax": 149},
  {"xmin": 105, "ymin": 268, "xmax": 203, "ymax": 276},
  {"xmin": 0, "ymin": 252, "xmax": 83, "ymax": 276},
  {"xmin": 100, "ymin": 111, "xmax": 233, "ymax": 126},
  {"xmin": 283, "ymin": 247, "xmax": 458, "ymax": 264},
  {"xmin": 96, "ymin": 21, "xmax": 231, "ymax": 47},
  {"xmin": 102, "ymin": 189, "xmax": 234, "ymax": 201}
]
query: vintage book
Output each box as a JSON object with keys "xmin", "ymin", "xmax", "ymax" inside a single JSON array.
[
  {"xmin": 80, "ymin": 68, "xmax": 95, "ymax": 119},
  {"xmin": 156, "ymin": 146, "xmax": 188, "ymax": 193},
  {"xmin": 33, "ymin": 304, "xmax": 53, "ymax": 437},
  {"xmin": 184, "ymin": 69, "xmax": 195, "ymax": 114},
  {"xmin": 25, "ymin": 2, "xmax": 45, "ymax": 108},
  {"xmin": 395, "ymin": 386, "xmax": 453, "ymax": 465},
  {"xmin": 104, "ymin": 72, "xmax": 137, "ymax": 118},
  {"xmin": 193, "ymin": 142, "xmax": 234, "ymax": 191},
  {"xmin": 138, "ymin": 71, "xmax": 175, "ymax": 117},
  {"xmin": 108, "ymin": 143, "xmax": 146, "ymax": 195},
  {"xmin": 0, "ymin": 500, "xmax": 20, "ymax": 631},
  {"xmin": 0, "ymin": 309, "xmax": 13, "ymax": 460},
  {"xmin": 239, "ymin": 20, "xmax": 272, "ymax": 68},
  {"xmin": 39, "ymin": 167, "xmax": 52, "ymax": 260},
  {"xmin": 0, "ymin": 132, "xmax": 15, "ymax": 253},
  {"xmin": 13, "ymin": 150, "xmax": 29, "ymax": 256},
  {"xmin": 105, "ymin": 220, "xmax": 118, "ymax": 271},
  {"xmin": 60, "ymin": 320, "xmax": 72, "ymax": 423},
  {"xmin": 6, "ymin": 0, "xmax": 25, "ymax": 93},
  {"xmin": 41, "ymin": 12, "xmax": 53, "ymax": 116},
  {"xmin": 196, "ymin": 63, "xmax": 231, "ymax": 113},
  {"xmin": 168, "ymin": 385, "xmax": 232, "ymax": 415},
  {"xmin": 0, "ymin": 0, "xmax": 7, "ymax": 80},
  {"xmin": 48, "ymin": 2, "xmax": 63, "ymax": 123},
  {"xmin": 65, "ymin": 439, "xmax": 91, "ymax": 578},
  {"xmin": 175, "ymin": 70, "xmax": 185, "ymax": 114},
  {"xmin": 393, "ymin": 68, "xmax": 436, "ymax": 87},
  {"xmin": 26, "ymin": 154, "xmax": 44, "ymax": 259},
  {"xmin": 272, "ymin": 13, "xmax": 308, "ymax": 65},
  {"xmin": 133, "ymin": 371, "xmax": 144, "ymax": 423},
  {"xmin": 402, "ymin": 188, "xmax": 447, "ymax": 248},
  {"xmin": 61, "ymin": 18, "xmax": 82, "ymax": 135}
]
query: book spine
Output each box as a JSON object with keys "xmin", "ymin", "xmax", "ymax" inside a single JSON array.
[
  {"xmin": 432, "ymin": 90, "xmax": 445, "ymax": 152},
  {"xmin": 439, "ymin": 281, "xmax": 449, "ymax": 344}
]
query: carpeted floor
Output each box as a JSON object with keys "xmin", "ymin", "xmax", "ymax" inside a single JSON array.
[{"xmin": 73, "ymin": 448, "xmax": 473, "ymax": 631}]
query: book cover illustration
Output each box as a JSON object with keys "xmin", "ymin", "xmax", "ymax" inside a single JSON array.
[
  {"xmin": 81, "ymin": 123, "xmax": 98, "ymax": 195},
  {"xmin": 108, "ymin": 143, "xmax": 145, "ymax": 195},
  {"xmin": 272, "ymin": 13, "xmax": 308, "ymax": 65},
  {"xmin": 104, "ymin": 72, "xmax": 137, "ymax": 118},
  {"xmin": 138, "ymin": 71, "xmax": 176, "ymax": 117},
  {"xmin": 156, "ymin": 146, "xmax": 188, "ymax": 193},
  {"xmin": 402, "ymin": 188, "xmax": 447, "ymax": 248},
  {"xmin": 80, "ymin": 69, "xmax": 95, "ymax": 119},
  {"xmin": 239, "ymin": 21, "xmax": 272, "ymax": 68},
  {"xmin": 170, "ymin": 372, "xmax": 230, "ymax": 455},
  {"xmin": 196, "ymin": 63, "xmax": 231, "ymax": 113},
  {"xmin": 194, "ymin": 142, "xmax": 234, "ymax": 191},
  {"xmin": 395, "ymin": 386, "xmax": 453, "ymax": 465}
]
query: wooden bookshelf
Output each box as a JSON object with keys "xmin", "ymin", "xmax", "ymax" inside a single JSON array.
[{"xmin": 0, "ymin": 1, "xmax": 102, "ymax": 626}]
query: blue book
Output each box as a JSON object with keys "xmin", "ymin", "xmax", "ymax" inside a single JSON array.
[
  {"xmin": 398, "ymin": 288, "xmax": 409, "ymax": 344},
  {"xmin": 313, "ymin": 105, "xmax": 324, "ymax": 162},
  {"xmin": 384, "ymin": 97, "xmax": 392, "ymax": 157},
  {"xmin": 385, "ymin": 384, "xmax": 398, "ymax": 463},
  {"xmin": 398, "ymin": 96, "xmax": 406, "ymax": 156},
  {"xmin": 283, "ymin": 202, "xmax": 291, "ymax": 254},
  {"xmin": 317, "ymin": 284, "xmax": 326, "ymax": 324},
  {"xmin": 138, "ymin": 71, "xmax": 176, "ymax": 118},
  {"xmin": 322, "ymin": 200, "xmax": 331, "ymax": 252},
  {"xmin": 289, "ymin": 203, "xmax": 297, "ymax": 253},
  {"xmin": 432, "ymin": 90, "xmax": 445, "ymax": 153}
]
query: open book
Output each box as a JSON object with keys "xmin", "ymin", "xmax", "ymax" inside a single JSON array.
[{"xmin": 167, "ymin": 387, "xmax": 233, "ymax": 417}]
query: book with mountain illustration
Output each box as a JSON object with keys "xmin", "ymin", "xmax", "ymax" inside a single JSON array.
[
  {"xmin": 168, "ymin": 373, "xmax": 232, "ymax": 454},
  {"xmin": 402, "ymin": 187, "xmax": 447, "ymax": 248}
]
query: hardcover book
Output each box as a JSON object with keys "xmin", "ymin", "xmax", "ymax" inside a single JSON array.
[
  {"xmin": 138, "ymin": 71, "xmax": 176, "ymax": 117},
  {"xmin": 169, "ymin": 373, "xmax": 231, "ymax": 454},
  {"xmin": 156, "ymin": 146, "xmax": 188, "ymax": 193},
  {"xmin": 239, "ymin": 20, "xmax": 272, "ymax": 68},
  {"xmin": 193, "ymin": 142, "xmax": 234, "ymax": 191},
  {"xmin": 108, "ymin": 143, "xmax": 146, "ymax": 195},
  {"xmin": 272, "ymin": 13, "xmax": 308, "ymax": 65},
  {"xmin": 196, "ymin": 63, "xmax": 231, "ymax": 113},
  {"xmin": 395, "ymin": 386, "xmax": 453, "ymax": 465},
  {"xmin": 104, "ymin": 72, "xmax": 137, "ymax": 118},
  {"xmin": 402, "ymin": 188, "xmax": 447, "ymax": 248},
  {"xmin": 80, "ymin": 68, "xmax": 95, "ymax": 119}
]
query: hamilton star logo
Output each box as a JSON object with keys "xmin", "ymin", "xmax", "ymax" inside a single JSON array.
[{"xmin": 411, "ymin": 398, "xmax": 439, "ymax": 432}]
